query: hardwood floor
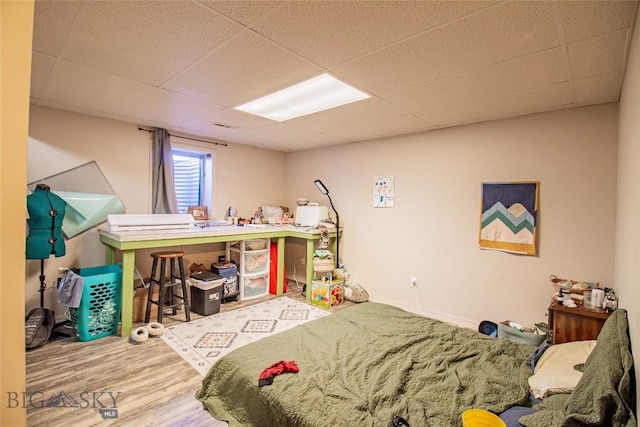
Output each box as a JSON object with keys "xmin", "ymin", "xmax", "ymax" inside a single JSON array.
[{"xmin": 25, "ymin": 283, "xmax": 353, "ymax": 426}]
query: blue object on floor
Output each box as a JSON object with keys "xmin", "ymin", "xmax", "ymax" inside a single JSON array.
[{"xmin": 479, "ymin": 320, "xmax": 498, "ymax": 337}]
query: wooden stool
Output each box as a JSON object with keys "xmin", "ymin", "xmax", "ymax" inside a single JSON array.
[{"xmin": 144, "ymin": 251, "xmax": 190, "ymax": 323}]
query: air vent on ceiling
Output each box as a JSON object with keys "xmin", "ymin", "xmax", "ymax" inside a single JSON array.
[{"xmin": 211, "ymin": 122, "xmax": 238, "ymax": 129}]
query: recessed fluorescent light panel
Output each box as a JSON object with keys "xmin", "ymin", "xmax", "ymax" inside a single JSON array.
[{"xmin": 234, "ymin": 73, "xmax": 370, "ymax": 122}]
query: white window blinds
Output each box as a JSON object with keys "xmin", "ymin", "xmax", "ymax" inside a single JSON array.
[{"xmin": 172, "ymin": 151, "xmax": 204, "ymax": 213}]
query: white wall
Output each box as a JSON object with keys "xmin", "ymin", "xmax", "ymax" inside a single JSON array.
[
  {"xmin": 286, "ymin": 104, "xmax": 619, "ymax": 328},
  {"xmin": 616, "ymin": 6, "xmax": 640, "ymax": 404},
  {"xmin": 27, "ymin": 105, "xmax": 287, "ymax": 312}
]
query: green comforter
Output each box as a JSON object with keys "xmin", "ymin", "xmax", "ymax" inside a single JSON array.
[
  {"xmin": 196, "ymin": 302, "xmax": 534, "ymax": 426},
  {"xmin": 520, "ymin": 309, "xmax": 636, "ymax": 427}
]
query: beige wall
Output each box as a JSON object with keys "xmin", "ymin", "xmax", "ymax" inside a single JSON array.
[
  {"xmin": 1, "ymin": 2, "xmax": 33, "ymax": 426},
  {"xmin": 286, "ymin": 104, "xmax": 619, "ymax": 328},
  {"xmin": 29, "ymin": 103, "xmax": 622, "ymax": 331},
  {"xmin": 617, "ymin": 6, "xmax": 640, "ymax": 403},
  {"xmin": 27, "ymin": 105, "xmax": 287, "ymax": 312}
]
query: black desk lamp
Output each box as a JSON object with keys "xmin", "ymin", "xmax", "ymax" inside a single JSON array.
[{"xmin": 314, "ymin": 179, "xmax": 339, "ymax": 268}]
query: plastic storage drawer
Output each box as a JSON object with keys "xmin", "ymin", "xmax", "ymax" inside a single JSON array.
[
  {"xmin": 229, "ymin": 248, "xmax": 270, "ymax": 275},
  {"xmin": 241, "ymin": 273, "xmax": 269, "ymax": 300},
  {"xmin": 229, "ymin": 238, "xmax": 269, "ymax": 251}
]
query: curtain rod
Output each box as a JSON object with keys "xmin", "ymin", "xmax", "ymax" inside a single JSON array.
[{"xmin": 138, "ymin": 127, "xmax": 228, "ymax": 147}]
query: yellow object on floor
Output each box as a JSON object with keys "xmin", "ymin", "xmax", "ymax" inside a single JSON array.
[{"xmin": 462, "ymin": 409, "xmax": 506, "ymax": 427}]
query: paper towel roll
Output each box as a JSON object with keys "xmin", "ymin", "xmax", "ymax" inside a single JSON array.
[{"xmin": 592, "ymin": 288, "xmax": 605, "ymax": 308}]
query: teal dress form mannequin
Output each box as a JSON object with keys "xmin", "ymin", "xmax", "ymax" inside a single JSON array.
[{"xmin": 26, "ymin": 184, "xmax": 67, "ymax": 259}]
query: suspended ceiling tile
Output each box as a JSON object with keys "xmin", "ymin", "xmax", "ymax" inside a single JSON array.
[
  {"xmin": 174, "ymin": 122, "xmax": 241, "ymax": 141},
  {"xmin": 28, "ymin": 1, "xmax": 638, "ymax": 152},
  {"xmin": 180, "ymin": 108, "xmax": 273, "ymax": 137},
  {"xmin": 30, "ymin": 52, "xmax": 57, "ymax": 99},
  {"xmin": 164, "ymin": 30, "xmax": 320, "ymax": 107},
  {"xmin": 417, "ymin": 82, "xmax": 574, "ymax": 128},
  {"xmin": 272, "ymin": 138, "xmax": 348, "ymax": 152},
  {"xmin": 40, "ymin": 60, "xmax": 157, "ymax": 116},
  {"xmin": 115, "ymin": 114, "xmax": 165, "ymax": 131},
  {"xmin": 250, "ymin": 1, "xmax": 492, "ymax": 68},
  {"xmin": 32, "ymin": 0, "xmax": 81, "ymax": 56},
  {"xmin": 484, "ymin": 82, "xmax": 574, "ymax": 117},
  {"xmin": 383, "ymin": 47, "xmax": 568, "ymax": 113},
  {"xmin": 556, "ymin": 1, "xmax": 637, "ymax": 44},
  {"xmin": 268, "ymin": 135, "xmax": 349, "ymax": 152},
  {"xmin": 59, "ymin": 1, "xmax": 242, "ymax": 86},
  {"xmin": 572, "ymin": 71, "xmax": 625, "ymax": 106},
  {"xmin": 116, "ymin": 89, "xmax": 226, "ymax": 127},
  {"xmin": 200, "ymin": 0, "xmax": 282, "ymax": 25},
  {"xmin": 568, "ymin": 29, "xmax": 630, "ymax": 79},
  {"xmin": 286, "ymin": 98, "xmax": 410, "ymax": 133},
  {"xmin": 231, "ymin": 123, "xmax": 344, "ymax": 151},
  {"xmin": 322, "ymin": 114, "xmax": 436, "ymax": 142},
  {"xmin": 332, "ymin": 1, "xmax": 559, "ymax": 94},
  {"xmin": 35, "ymin": 98, "xmax": 117, "ymax": 121}
]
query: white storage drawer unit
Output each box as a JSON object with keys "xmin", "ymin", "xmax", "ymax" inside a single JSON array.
[
  {"xmin": 242, "ymin": 274, "xmax": 269, "ymax": 300},
  {"xmin": 227, "ymin": 238, "xmax": 270, "ymax": 300}
]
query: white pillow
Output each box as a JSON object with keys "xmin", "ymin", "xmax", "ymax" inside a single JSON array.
[{"xmin": 528, "ymin": 340, "xmax": 597, "ymax": 399}]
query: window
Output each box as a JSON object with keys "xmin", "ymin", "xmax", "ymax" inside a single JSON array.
[{"xmin": 171, "ymin": 145, "xmax": 213, "ymax": 214}]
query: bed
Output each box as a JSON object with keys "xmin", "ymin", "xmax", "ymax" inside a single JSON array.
[{"xmin": 196, "ymin": 302, "xmax": 635, "ymax": 427}]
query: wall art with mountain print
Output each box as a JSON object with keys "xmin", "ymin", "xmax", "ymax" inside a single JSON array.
[{"xmin": 479, "ymin": 182, "xmax": 539, "ymax": 255}]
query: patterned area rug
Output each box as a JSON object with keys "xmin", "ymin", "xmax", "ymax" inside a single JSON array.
[{"xmin": 161, "ymin": 296, "xmax": 330, "ymax": 376}]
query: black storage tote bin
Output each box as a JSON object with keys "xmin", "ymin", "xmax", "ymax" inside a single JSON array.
[{"xmin": 69, "ymin": 263, "xmax": 122, "ymax": 342}]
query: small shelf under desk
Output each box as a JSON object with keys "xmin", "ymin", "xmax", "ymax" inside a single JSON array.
[{"xmin": 548, "ymin": 302, "xmax": 611, "ymax": 344}]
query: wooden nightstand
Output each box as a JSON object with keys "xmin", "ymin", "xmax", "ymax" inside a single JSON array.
[{"xmin": 548, "ymin": 302, "xmax": 611, "ymax": 344}]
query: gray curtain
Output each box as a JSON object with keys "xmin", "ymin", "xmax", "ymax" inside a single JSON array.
[{"xmin": 151, "ymin": 128, "xmax": 179, "ymax": 214}]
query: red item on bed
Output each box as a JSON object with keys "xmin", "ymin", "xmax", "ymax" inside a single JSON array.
[{"xmin": 258, "ymin": 360, "xmax": 298, "ymax": 387}]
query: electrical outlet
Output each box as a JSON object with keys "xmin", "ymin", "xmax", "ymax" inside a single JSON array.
[
  {"xmin": 300, "ymin": 257, "xmax": 305, "ymax": 265},
  {"xmin": 410, "ymin": 277, "xmax": 417, "ymax": 287}
]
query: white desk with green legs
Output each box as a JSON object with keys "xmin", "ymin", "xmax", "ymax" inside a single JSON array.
[{"xmin": 99, "ymin": 225, "xmax": 338, "ymax": 337}]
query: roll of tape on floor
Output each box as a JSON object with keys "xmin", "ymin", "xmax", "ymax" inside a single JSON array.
[
  {"xmin": 130, "ymin": 326, "xmax": 149, "ymax": 343},
  {"xmin": 147, "ymin": 322, "xmax": 165, "ymax": 337}
]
